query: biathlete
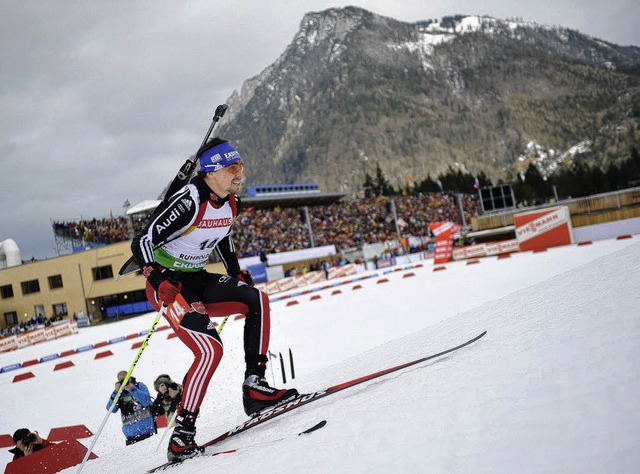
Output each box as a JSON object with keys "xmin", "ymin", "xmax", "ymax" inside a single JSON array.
[{"xmin": 131, "ymin": 137, "xmax": 298, "ymax": 461}]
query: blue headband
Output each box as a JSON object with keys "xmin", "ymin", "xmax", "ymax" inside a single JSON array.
[{"xmin": 199, "ymin": 142, "xmax": 242, "ymax": 173}]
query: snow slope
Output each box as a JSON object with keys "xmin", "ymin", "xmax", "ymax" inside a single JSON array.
[{"xmin": 1, "ymin": 237, "xmax": 638, "ymax": 473}]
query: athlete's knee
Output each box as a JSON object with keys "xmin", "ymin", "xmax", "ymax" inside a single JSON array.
[
  {"xmin": 193, "ymin": 340, "xmax": 224, "ymax": 360},
  {"xmin": 242, "ymin": 287, "xmax": 269, "ymax": 314}
]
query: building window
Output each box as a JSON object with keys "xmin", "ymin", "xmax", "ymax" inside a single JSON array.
[
  {"xmin": 53, "ymin": 303, "xmax": 68, "ymax": 317},
  {"xmin": 48, "ymin": 274, "xmax": 64, "ymax": 289},
  {"xmin": 92, "ymin": 265, "xmax": 114, "ymax": 281},
  {"xmin": 1, "ymin": 284, "xmax": 13, "ymax": 299},
  {"xmin": 21, "ymin": 279, "xmax": 40, "ymax": 295},
  {"xmin": 4, "ymin": 311, "xmax": 18, "ymax": 327}
]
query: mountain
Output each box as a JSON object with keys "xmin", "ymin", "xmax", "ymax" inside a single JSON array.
[{"xmin": 216, "ymin": 7, "xmax": 640, "ymax": 193}]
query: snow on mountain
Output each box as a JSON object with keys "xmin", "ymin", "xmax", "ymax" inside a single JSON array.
[{"xmin": 1, "ymin": 237, "xmax": 638, "ymax": 473}]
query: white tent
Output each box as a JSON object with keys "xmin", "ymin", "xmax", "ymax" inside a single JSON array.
[
  {"xmin": 125, "ymin": 200, "xmax": 161, "ymax": 216},
  {"xmin": 0, "ymin": 238, "xmax": 21, "ymax": 268}
]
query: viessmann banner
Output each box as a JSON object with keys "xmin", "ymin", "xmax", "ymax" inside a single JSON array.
[{"xmin": 514, "ymin": 206, "xmax": 574, "ymax": 251}]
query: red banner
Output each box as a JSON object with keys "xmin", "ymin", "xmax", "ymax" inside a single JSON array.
[
  {"xmin": 429, "ymin": 222, "xmax": 460, "ymax": 264},
  {"xmin": 514, "ymin": 206, "xmax": 573, "ymax": 251}
]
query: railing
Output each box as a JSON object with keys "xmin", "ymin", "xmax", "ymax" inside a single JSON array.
[{"xmin": 471, "ymin": 187, "xmax": 640, "ymax": 231}]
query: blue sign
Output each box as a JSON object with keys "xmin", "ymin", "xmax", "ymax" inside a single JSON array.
[
  {"xmin": 247, "ymin": 263, "xmax": 268, "ymax": 283},
  {"xmin": 1, "ymin": 363, "xmax": 22, "ymax": 373},
  {"xmin": 40, "ymin": 353, "xmax": 61, "ymax": 363},
  {"xmin": 75, "ymin": 344, "xmax": 95, "ymax": 353}
]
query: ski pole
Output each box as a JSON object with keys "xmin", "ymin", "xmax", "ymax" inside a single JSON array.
[
  {"xmin": 163, "ymin": 104, "xmax": 229, "ymax": 203},
  {"xmin": 217, "ymin": 314, "xmax": 230, "ymax": 333},
  {"xmin": 76, "ymin": 306, "xmax": 165, "ymax": 473},
  {"xmin": 268, "ymin": 350, "xmax": 277, "ymax": 386},
  {"xmin": 154, "ymin": 409, "xmax": 179, "ymax": 451},
  {"xmin": 289, "ymin": 348, "xmax": 295, "ymax": 380},
  {"xmin": 154, "ymin": 314, "xmax": 231, "ymax": 451},
  {"xmin": 279, "ymin": 352, "xmax": 287, "ymax": 384}
]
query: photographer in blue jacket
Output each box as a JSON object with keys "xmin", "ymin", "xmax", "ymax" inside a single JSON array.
[{"xmin": 106, "ymin": 370, "xmax": 156, "ymax": 445}]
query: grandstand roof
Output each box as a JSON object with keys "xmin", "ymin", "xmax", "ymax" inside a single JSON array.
[
  {"xmin": 241, "ymin": 192, "xmax": 347, "ymax": 210},
  {"xmin": 126, "ymin": 192, "xmax": 347, "ymax": 215}
]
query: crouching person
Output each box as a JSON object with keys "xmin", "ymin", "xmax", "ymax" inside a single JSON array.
[
  {"xmin": 8, "ymin": 429, "xmax": 53, "ymax": 460},
  {"xmin": 106, "ymin": 370, "xmax": 157, "ymax": 445},
  {"xmin": 151, "ymin": 374, "xmax": 183, "ymax": 425}
]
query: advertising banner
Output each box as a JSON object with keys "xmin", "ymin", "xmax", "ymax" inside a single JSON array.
[
  {"xmin": 246, "ymin": 263, "xmax": 268, "ymax": 284},
  {"xmin": 16, "ymin": 333, "xmax": 30, "ymax": 349},
  {"xmin": 452, "ymin": 239, "xmax": 520, "ymax": 260},
  {"xmin": 0, "ymin": 336, "xmax": 18, "ymax": 353},
  {"xmin": 515, "ymin": 206, "xmax": 573, "ymax": 251},
  {"xmin": 429, "ymin": 222, "xmax": 461, "ymax": 264}
]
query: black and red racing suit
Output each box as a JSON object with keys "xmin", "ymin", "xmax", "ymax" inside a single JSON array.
[{"xmin": 131, "ymin": 175, "xmax": 270, "ymax": 414}]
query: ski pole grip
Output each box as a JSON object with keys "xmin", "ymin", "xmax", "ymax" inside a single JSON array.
[
  {"xmin": 214, "ymin": 104, "xmax": 229, "ymax": 119},
  {"xmin": 200, "ymin": 103, "xmax": 229, "ymax": 149}
]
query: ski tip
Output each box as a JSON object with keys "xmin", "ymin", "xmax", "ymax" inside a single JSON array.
[{"xmin": 299, "ymin": 419, "xmax": 327, "ymax": 435}]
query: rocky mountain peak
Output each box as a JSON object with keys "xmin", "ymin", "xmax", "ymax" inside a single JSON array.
[{"xmin": 218, "ymin": 8, "xmax": 640, "ymax": 195}]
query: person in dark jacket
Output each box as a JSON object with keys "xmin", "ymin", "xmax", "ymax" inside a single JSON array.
[
  {"xmin": 151, "ymin": 374, "xmax": 183, "ymax": 424},
  {"xmin": 106, "ymin": 370, "xmax": 156, "ymax": 445},
  {"xmin": 8, "ymin": 429, "xmax": 53, "ymax": 460}
]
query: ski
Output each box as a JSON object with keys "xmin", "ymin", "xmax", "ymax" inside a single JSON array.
[
  {"xmin": 202, "ymin": 330, "xmax": 486, "ymax": 448},
  {"xmin": 147, "ymin": 420, "xmax": 327, "ymax": 472},
  {"xmin": 147, "ymin": 330, "xmax": 485, "ymax": 472}
]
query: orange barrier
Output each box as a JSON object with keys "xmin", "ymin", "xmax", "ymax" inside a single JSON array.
[
  {"xmin": 4, "ymin": 439, "xmax": 97, "ymax": 474},
  {"xmin": 54, "ymin": 361, "xmax": 75, "ymax": 371},
  {"xmin": 47, "ymin": 425, "xmax": 93, "ymax": 442},
  {"xmin": 0, "ymin": 434, "xmax": 14, "ymax": 449},
  {"xmin": 94, "ymin": 350, "xmax": 113, "ymax": 360},
  {"xmin": 12, "ymin": 372, "xmax": 35, "ymax": 383},
  {"xmin": 155, "ymin": 415, "xmax": 168, "ymax": 428}
]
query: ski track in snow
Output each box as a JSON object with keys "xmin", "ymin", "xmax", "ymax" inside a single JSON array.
[{"xmin": 0, "ymin": 237, "xmax": 638, "ymax": 473}]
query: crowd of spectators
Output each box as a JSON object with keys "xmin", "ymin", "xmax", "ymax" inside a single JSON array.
[
  {"xmin": 52, "ymin": 192, "xmax": 481, "ymax": 257},
  {"xmin": 52, "ymin": 217, "xmax": 133, "ymax": 245},
  {"xmin": 234, "ymin": 192, "xmax": 479, "ymax": 256},
  {"xmin": 0, "ymin": 314, "xmax": 66, "ymax": 338}
]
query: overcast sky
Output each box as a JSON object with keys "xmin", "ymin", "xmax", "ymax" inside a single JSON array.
[{"xmin": 1, "ymin": 0, "xmax": 639, "ymax": 261}]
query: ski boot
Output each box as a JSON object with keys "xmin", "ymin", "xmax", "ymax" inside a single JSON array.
[
  {"xmin": 168, "ymin": 409, "xmax": 202, "ymax": 462},
  {"xmin": 242, "ymin": 375, "xmax": 299, "ymax": 417}
]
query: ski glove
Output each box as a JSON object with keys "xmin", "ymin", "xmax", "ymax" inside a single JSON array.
[
  {"xmin": 234, "ymin": 269, "xmax": 254, "ymax": 286},
  {"xmin": 158, "ymin": 279, "xmax": 182, "ymax": 305},
  {"xmin": 143, "ymin": 266, "xmax": 182, "ymax": 305}
]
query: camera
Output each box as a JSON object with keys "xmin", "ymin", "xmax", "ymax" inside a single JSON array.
[
  {"xmin": 167, "ymin": 382, "xmax": 178, "ymax": 391},
  {"xmin": 21, "ymin": 433, "xmax": 37, "ymax": 445}
]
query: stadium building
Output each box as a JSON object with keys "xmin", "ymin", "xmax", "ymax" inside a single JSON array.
[{"xmin": 0, "ymin": 184, "xmax": 346, "ymax": 330}]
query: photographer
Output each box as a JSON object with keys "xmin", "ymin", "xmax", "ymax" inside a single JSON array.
[
  {"xmin": 106, "ymin": 370, "xmax": 156, "ymax": 445},
  {"xmin": 151, "ymin": 374, "xmax": 183, "ymax": 424},
  {"xmin": 8, "ymin": 429, "xmax": 53, "ymax": 460}
]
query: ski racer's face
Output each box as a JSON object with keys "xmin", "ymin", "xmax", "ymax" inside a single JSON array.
[{"xmin": 204, "ymin": 161, "xmax": 244, "ymax": 197}]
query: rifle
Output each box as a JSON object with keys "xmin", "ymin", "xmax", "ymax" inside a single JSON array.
[{"xmin": 117, "ymin": 104, "xmax": 229, "ymax": 278}]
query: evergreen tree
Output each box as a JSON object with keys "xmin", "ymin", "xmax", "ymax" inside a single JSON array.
[
  {"xmin": 414, "ymin": 175, "xmax": 440, "ymax": 194},
  {"xmin": 363, "ymin": 172, "xmax": 375, "ymax": 197},
  {"xmin": 373, "ymin": 163, "xmax": 395, "ymax": 196}
]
